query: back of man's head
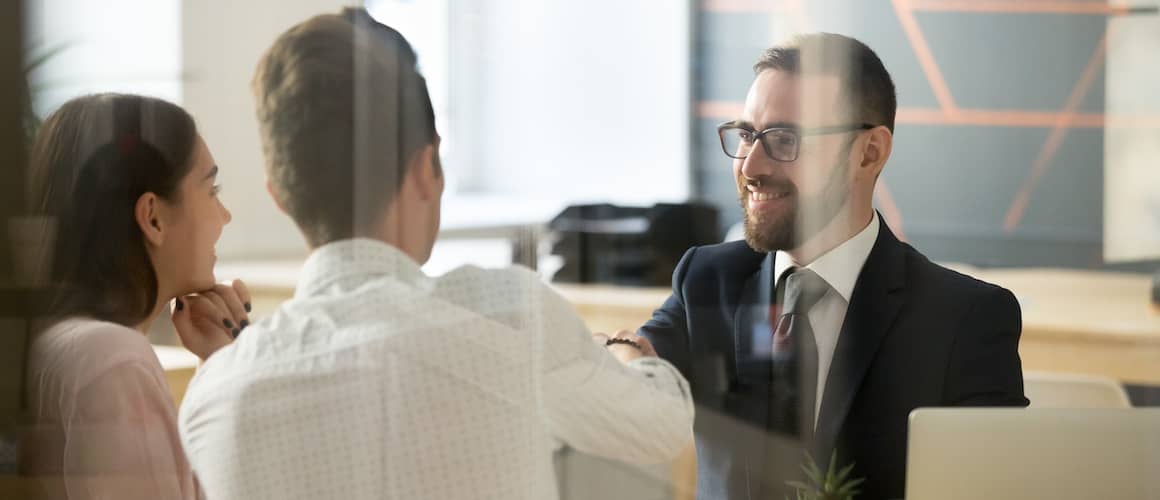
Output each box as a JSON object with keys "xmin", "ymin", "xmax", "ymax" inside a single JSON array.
[{"xmin": 253, "ymin": 7, "xmax": 438, "ymax": 248}]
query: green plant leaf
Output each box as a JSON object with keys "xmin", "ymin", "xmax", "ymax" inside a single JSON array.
[
  {"xmin": 786, "ymin": 480, "xmax": 813, "ymax": 491},
  {"xmin": 824, "ymin": 450, "xmax": 839, "ymax": 490},
  {"xmin": 22, "ymin": 42, "xmax": 73, "ymax": 141},
  {"xmin": 835, "ymin": 462, "xmax": 857, "ymax": 484},
  {"xmin": 800, "ymin": 452, "xmax": 823, "ymax": 484},
  {"xmin": 801, "ymin": 463, "xmax": 823, "ymax": 485},
  {"xmin": 789, "ymin": 450, "xmax": 866, "ymax": 500},
  {"xmin": 24, "ymin": 42, "xmax": 71, "ymax": 74},
  {"xmin": 835, "ymin": 477, "xmax": 866, "ymax": 496}
]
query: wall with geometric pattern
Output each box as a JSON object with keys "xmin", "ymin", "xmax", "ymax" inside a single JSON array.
[{"xmin": 691, "ymin": 0, "xmax": 1156, "ymax": 269}]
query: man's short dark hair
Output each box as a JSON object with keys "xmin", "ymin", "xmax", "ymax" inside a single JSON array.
[
  {"xmin": 253, "ymin": 7, "xmax": 438, "ymax": 247},
  {"xmin": 754, "ymin": 33, "xmax": 897, "ymax": 133}
]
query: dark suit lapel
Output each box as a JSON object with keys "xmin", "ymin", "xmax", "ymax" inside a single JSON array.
[
  {"xmin": 814, "ymin": 215, "xmax": 907, "ymax": 459},
  {"xmin": 732, "ymin": 252, "xmax": 775, "ymax": 387},
  {"xmin": 730, "ymin": 251, "xmax": 778, "ymax": 500}
]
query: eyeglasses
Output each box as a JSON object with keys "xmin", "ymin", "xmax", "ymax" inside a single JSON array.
[{"xmin": 717, "ymin": 123, "xmax": 876, "ymax": 162}]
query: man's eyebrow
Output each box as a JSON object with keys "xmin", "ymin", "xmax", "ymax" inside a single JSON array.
[
  {"xmin": 758, "ymin": 121, "xmax": 799, "ymax": 130},
  {"xmin": 727, "ymin": 120, "xmax": 801, "ymax": 130}
]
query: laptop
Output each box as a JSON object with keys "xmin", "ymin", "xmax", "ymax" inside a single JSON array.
[{"xmin": 906, "ymin": 408, "xmax": 1160, "ymax": 500}]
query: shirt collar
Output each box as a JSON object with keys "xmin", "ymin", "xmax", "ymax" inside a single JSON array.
[
  {"xmin": 773, "ymin": 214, "xmax": 879, "ymax": 302},
  {"xmin": 296, "ymin": 238, "xmax": 427, "ymax": 299}
]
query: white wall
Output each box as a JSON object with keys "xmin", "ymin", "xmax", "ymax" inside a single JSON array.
[
  {"xmin": 1104, "ymin": 1, "xmax": 1160, "ymax": 263},
  {"xmin": 31, "ymin": 0, "xmax": 694, "ymax": 259},
  {"xmin": 448, "ymin": 0, "xmax": 693, "ymax": 206},
  {"xmin": 182, "ymin": 0, "xmax": 350, "ymax": 259},
  {"xmin": 25, "ymin": 0, "xmax": 182, "ymax": 117}
]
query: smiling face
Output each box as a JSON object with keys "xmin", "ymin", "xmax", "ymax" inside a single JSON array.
[
  {"xmin": 148, "ymin": 135, "xmax": 232, "ymax": 296},
  {"xmin": 734, "ymin": 69, "xmax": 861, "ymax": 253}
]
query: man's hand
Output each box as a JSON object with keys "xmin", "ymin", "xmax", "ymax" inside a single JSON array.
[
  {"xmin": 172, "ymin": 279, "xmax": 252, "ymax": 361},
  {"xmin": 592, "ymin": 329, "xmax": 657, "ymax": 364}
]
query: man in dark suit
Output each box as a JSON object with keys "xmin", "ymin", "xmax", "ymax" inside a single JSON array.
[{"xmin": 634, "ymin": 34, "xmax": 1028, "ymax": 500}]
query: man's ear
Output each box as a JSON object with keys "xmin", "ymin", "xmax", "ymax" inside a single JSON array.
[
  {"xmin": 136, "ymin": 192, "xmax": 165, "ymax": 247},
  {"xmin": 411, "ymin": 143, "xmax": 442, "ymax": 202},
  {"xmin": 859, "ymin": 126, "xmax": 893, "ymax": 178}
]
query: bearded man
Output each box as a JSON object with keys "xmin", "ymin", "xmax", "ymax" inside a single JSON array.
[{"xmin": 625, "ymin": 33, "xmax": 1027, "ymax": 500}]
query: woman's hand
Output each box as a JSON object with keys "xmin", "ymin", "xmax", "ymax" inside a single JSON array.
[{"xmin": 171, "ymin": 279, "xmax": 252, "ymax": 361}]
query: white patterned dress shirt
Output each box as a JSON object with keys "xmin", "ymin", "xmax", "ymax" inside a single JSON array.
[{"xmin": 179, "ymin": 238, "xmax": 693, "ymax": 500}]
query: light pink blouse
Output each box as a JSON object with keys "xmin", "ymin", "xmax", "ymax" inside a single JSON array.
[{"xmin": 23, "ymin": 318, "xmax": 198, "ymax": 500}]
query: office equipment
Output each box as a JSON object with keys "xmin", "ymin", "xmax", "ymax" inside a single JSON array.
[{"xmin": 549, "ymin": 203, "xmax": 718, "ymax": 287}]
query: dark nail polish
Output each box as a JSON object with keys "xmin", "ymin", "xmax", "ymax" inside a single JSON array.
[
  {"xmin": 244, "ymin": 302, "xmax": 252, "ymax": 313},
  {"xmin": 232, "ymin": 328, "xmax": 241, "ymax": 338},
  {"xmin": 175, "ymin": 299, "xmax": 184, "ymax": 311},
  {"xmin": 223, "ymin": 319, "xmax": 234, "ymax": 329},
  {"xmin": 240, "ymin": 319, "xmax": 249, "ymax": 329}
]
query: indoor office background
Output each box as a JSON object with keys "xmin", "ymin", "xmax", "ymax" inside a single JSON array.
[
  {"xmin": 3, "ymin": 0, "xmax": 1159, "ymax": 499},
  {"xmin": 694, "ymin": 0, "xmax": 1154, "ymax": 270},
  {"xmin": 18, "ymin": 0, "xmax": 1159, "ymax": 269}
]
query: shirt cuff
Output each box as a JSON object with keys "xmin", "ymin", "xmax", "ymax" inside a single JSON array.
[{"xmin": 626, "ymin": 356, "xmax": 692, "ymax": 403}]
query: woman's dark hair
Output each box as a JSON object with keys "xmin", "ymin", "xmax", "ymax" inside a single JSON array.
[{"xmin": 28, "ymin": 93, "xmax": 199, "ymax": 327}]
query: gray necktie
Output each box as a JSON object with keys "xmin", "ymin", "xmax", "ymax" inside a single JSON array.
[{"xmin": 769, "ymin": 267, "xmax": 829, "ymax": 437}]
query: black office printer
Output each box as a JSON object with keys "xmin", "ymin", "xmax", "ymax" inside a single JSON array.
[{"xmin": 548, "ymin": 203, "xmax": 719, "ymax": 287}]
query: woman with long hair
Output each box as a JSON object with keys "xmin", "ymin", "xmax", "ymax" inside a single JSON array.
[{"xmin": 22, "ymin": 93, "xmax": 249, "ymax": 499}]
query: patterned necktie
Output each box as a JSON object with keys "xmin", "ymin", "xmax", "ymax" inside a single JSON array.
[{"xmin": 768, "ymin": 267, "xmax": 829, "ymax": 438}]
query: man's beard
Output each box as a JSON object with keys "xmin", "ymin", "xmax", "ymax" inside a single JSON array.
[{"xmin": 740, "ymin": 152, "xmax": 851, "ymax": 253}]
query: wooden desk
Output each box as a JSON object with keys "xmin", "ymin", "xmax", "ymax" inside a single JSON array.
[
  {"xmin": 551, "ymin": 284, "xmax": 671, "ymax": 335},
  {"xmin": 555, "ymin": 269, "xmax": 1160, "ymax": 385},
  {"xmin": 564, "ymin": 270, "xmax": 1160, "ymax": 385},
  {"xmin": 968, "ymin": 268, "xmax": 1160, "ymax": 385},
  {"xmin": 214, "ymin": 261, "xmax": 1160, "ymax": 385}
]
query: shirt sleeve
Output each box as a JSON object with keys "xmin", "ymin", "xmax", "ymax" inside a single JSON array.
[
  {"xmin": 61, "ymin": 359, "xmax": 197, "ymax": 500},
  {"xmin": 536, "ymin": 277, "xmax": 694, "ymax": 464}
]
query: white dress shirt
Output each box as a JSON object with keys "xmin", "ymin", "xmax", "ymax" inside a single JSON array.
[
  {"xmin": 773, "ymin": 215, "xmax": 878, "ymax": 420},
  {"xmin": 179, "ymin": 239, "xmax": 693, "ymax": 500}
]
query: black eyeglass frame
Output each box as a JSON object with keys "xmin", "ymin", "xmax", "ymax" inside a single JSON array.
[{"xmin": 717, "ymin": 122, "xmax": 877, "ymax": 162}]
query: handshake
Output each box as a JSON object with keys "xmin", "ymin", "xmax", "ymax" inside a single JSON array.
[{"xmin": 592, "ymin": 329, "xmax": 658, "ymax": 363}]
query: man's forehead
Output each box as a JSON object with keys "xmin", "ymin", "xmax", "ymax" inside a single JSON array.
[{"xmin": 741, "ymin": 70, "xmax": 843, "ymax": 126}]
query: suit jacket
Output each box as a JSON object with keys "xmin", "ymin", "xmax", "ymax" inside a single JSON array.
[{"xmin": 639, "ymin": 215, "xmax": 1028, "ymax": 500}]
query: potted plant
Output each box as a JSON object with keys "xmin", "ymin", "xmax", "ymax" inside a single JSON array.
[{"xmin": 786, "ymin": 451, "xmax": 865, "ymax": 500}]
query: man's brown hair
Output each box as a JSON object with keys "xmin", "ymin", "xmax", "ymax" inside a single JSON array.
[
  {"xmin": 754, "ymin": 33, "xmax": 897, "ymax": 133},
  {"xmin": 253, "ymin": 7, "xmax": 438, "ymax": 247}
]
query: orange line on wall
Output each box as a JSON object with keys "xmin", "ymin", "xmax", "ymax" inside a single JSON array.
[
  {"xmin": 896, "ymin": 108, "xmax": 1107, "ymax": 127},
  {"xmin": 909, "ymin": 0, "xmax": 1138, "ymax": 16},
  {"xmin": 892, "ymin": 0, "xmax": 960, "ymax": 113},
  {"xmin": 698, "ymin": 101, "xmax": 745, "ymax": 121},
  {"xmin": 1003, "ymin": 33, "xmax": 1109, "ymax": 233},
  {"xmin": 702, "ymin": 0, "xmax": 1135, "ymax": 15}
]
